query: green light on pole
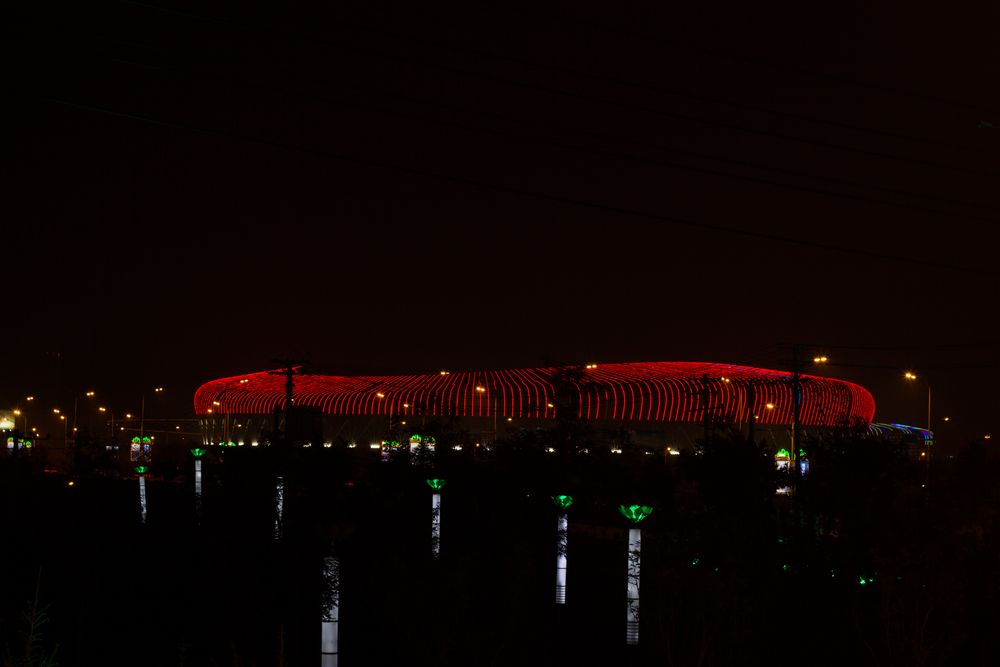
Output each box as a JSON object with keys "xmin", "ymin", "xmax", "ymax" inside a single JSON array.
[
  {"xmin": 141, "ymin": 436, "xmax": 151, "ymax": 445},
  {"xmin": 551, "ymin": 494, "xmax": 574, "ymax": 510},
  {"xmin": 190, "ymin": 448, "xmax": 206, "ymax": 458},
  {"xmin": 617, "ymin": 504, "xmax": 653, "ymax": 525},
  {"xmin": 131, "ymin": 436, "xmax": 141, "ymax": 444},
  {"xmin": 775, "ymin": 448, "xmax": 790, "ymax": 459},
  {"xmin": 134, "ymin": 465, "xmax": 148, "ymax": 475},
  {"xmin": 426, "ymin": 478, "xmax": 446, "ymax": 490}
]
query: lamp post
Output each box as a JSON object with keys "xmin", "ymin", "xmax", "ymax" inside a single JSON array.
[
  {"xmin": 191, "ymin": 447, "xmax": 206, "ymax": 520},
  {"xmin": 321, "ymin": 553, "xmax": 340, "ymax": 667},
  {"xmin": 140, "ymin": 387, "xmax": 165, "ymax": 441},
  {"xmin": 426, "ymin": 478, "xmax": 445, "ymax": 558},
  {"xmin": 552, "ymin": 494, "xmax": 574, "ymax": 604},
  {"xmin": 618, "ymin": 504, "xmax": 654, "ymax": 646},
  {"xmin": 135, "ymin": 464, "xmax": 149, "ymax": 523},
  {"xmin": 72, "ymin": 390, "xmax": 96, "ymax": 443},
  {"xmin": 904, "ymin": 372, "xmax": 932, "ymax": 493}
]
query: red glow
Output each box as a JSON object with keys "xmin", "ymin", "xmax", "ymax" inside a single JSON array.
[{"xmin": 193, "ymin": 362, "xmax": 875, "ymax": 427}]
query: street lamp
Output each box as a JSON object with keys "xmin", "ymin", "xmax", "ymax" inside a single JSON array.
[
  {"xmin": 55, "ymin": 414, "xmax": 69, "ymax": 459},
  {"xmin": 71, "ymin": 390, "xmax": 97, "ymax": 442},
  {"xmin": 902, "ymin": 372, "xmax": 932, "ymax": 432},
  {"xmin": 552, "ymin": 494, "xmax": 575, "ymax": 604},
  {"xmin": 619, "ymin": 504, "xmax": 654, "ymax": 646},
  {"xmin": 427, "ymin": 478, "xmax": 446, "ymax": 558},
  {"xmin": 903, "ymin": 371, "xmax": 933, "ymax": 492}
]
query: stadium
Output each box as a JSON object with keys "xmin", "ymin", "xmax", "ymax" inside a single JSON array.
[{"xmin": 193, "ymin": 361, "xmax": 894, "ymax": 453}]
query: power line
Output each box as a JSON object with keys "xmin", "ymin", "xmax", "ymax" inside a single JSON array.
[
  {"xmin": 338, "ymin": 13, "xmax": 1000, "ymax": 161},
  {"xmin": 80, "ymin": 50, "xmax": 1000, "ymax": 225},
  {"xmin": 565, "ymin": 16, "xmax": 1000, "ymax": 119},
  {"xmin": 38, "ymin": 94, "xmax": 1000, "ymax": 277},
  {"xmin": 113, "ymin": 0, "xmax": 1000, "ymax": 180}
]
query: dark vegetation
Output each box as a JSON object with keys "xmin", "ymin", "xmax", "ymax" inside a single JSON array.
[{"xmin": 2, "ymin": 425, "xmax": 999, "ymax": 666}]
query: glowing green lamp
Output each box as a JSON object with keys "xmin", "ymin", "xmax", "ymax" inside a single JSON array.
[
  {"xmin": 551, "ymin": 494, "xmax": 575, "ymax": 510},
  {"xmin": 618, "ymin": 504, "xmax": 653, "ymax": 525}
]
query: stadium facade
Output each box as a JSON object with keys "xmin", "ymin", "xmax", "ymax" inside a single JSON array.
[{"xmin": 193, "ymin": 361, "xmax": 881, "ymax": 452}]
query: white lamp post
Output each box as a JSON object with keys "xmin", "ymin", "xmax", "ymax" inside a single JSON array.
[
  {"xmin": 551, "ymin": 495, "xmax": 574, "ymax": 604},
  {"xmin": 618, "ymin": 504, "xmax": 653, "ymax": 646},
  {"xmin": 426, "ymin": 478, "xmax": 446, "ymax": 558},
  {"xmin": 321, "ymin": 555, "xmax": 340, "ymax": 667}
]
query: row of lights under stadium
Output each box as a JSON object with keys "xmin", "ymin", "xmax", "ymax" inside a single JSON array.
[{"xmin": 205, "ymin": 439, "xmax": 682, "ymax": 456}]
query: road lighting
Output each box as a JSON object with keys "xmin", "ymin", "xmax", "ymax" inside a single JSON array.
[
  {"xmin": 71, "ymin": 390, "xmax": 97, "ymax": 442},
  {"xmin": 903, "ymin": 371, "xmax": 933, "ymax": 492}
]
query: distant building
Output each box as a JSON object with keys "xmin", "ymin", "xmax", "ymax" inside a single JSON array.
[{"xmin": 194, "ymin": 361, "xmax": 877, "ymax": 452}]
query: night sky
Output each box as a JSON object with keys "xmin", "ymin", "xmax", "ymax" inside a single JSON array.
[{"xmin": 8, "ymin": 1, "xmax": 1000, "ymax": 447}]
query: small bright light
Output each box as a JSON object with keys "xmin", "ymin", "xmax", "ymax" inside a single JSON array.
[
  {"xmin": 125, "ymin": 413, "xmax": 132, "ymax": 419},
  {"xmin": 53, "ymin": 408, "xmax": 60, "ymax": 414},
  {"xmin": 585, "ymin": 363, "xmax": 598, "ymax": 369},
  {"xmin": 403, "ymin": 403, "xmax": 409, "ymax": 408},
  {"xmin": 986, "ymin": 434, "xmax": 992, "ymax": 440},
  {"xmin": 206, "ymin": 409, "xmax": 213, "ymax": 414},
  {"xmin": 904, "ymin": 372, "xmax": 917, "ymax": 380},
  {"xmin": 239, "ymin": 378, "xmax": 249, "ymax": 384},
  {"xmin": 611, "ymin": 447, "xmax": 622, "ymax": 454},
  {"xmin": 721, "ymin": 377, "xmax": 730, "ymax": 383},
  {"xmin": 26, "ymin": 396, "xmax": 34, "ymax": 401},
  {"xmin": 154, "ymin": 387, "xmax": 164, "ymax": 392},
  {"xmin": 547, "ymin": 403, "xmax": 555, "ymax": 408},
  {"xmin": 545, "ymin": 447, "xmax": 556, "ymax": 453},
  {"xmin": 85, "ymin": 391, "xmax": 95, "ymax": 397},
  {"xmin": 13, "ymin": 409, "xmax": 20, "ymax": 416},
  {"xmin": 920, "ymin": 451, "xmax": 926, "ymax": 457},
  {"xmin": 98, "ymin": 407, "xmax": 106, "ymax": 412},
  {"xmin": 67, "ymin": 481, "xmax": 75, "ymax": 487},
  {"xmin": 440, "ymin": 370, "xmax": 449, "ymax": 375},
  {"xmin": 401, "ymin": 420, "xmax": 407, "ymax": 425},
  {"xmin": 175, "ymin": 426, "xmax": 180, "ymax": 430},
  {"xmin": 212, "ymin": 401, "xmax": 220, "ymax": 406},
  {"xmin": 943, "ymin": 417, "xmax": 950, "ymax": 422},
  {"xmin": 507, "ymin": 417, "xmax": 512, "ymax": 422},
  {"xmin": 376, "ymin": 392, "xmax": 385, "ymax": 398},
  {"xmin": 59, "ymin": 415, "xmax": 65, "ymax": 421},
  {"xmin": 766, "ymin": 403, "xmax": 775, "ymax": 410},
  {"xmin": 370, "ymin": 443, "xmax": 381, "ymax": 449},
  {"xmin": 347, "ymin": 443, "xmax": 357, "ymax": 449},
  {"xmin": 813, "ymin": 356, "xmax": 828, "ymax": 364},
  {"xmin": 476, "ymin": 386, "xmax": 485, "ymax": 392},
  {"xmin": 668, "ymin": 447, "xmax": 680, "ymax": 456},
  {"xmin": 453, "ymin": 445, "xmax": 463, "ymax": 451},
  {"xmin": 323, "ymin": 443, "xmax": 332, "ymax": 448}
]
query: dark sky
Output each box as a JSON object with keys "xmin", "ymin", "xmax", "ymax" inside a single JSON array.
[{"xmin": 8, "ymin": 0, "xmax": 1000, "ymax": 448}]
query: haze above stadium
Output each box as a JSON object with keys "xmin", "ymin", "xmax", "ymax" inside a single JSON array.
[{"xmin": 8, "ymin": 0, "xmax": 1000, "ymax": 448}]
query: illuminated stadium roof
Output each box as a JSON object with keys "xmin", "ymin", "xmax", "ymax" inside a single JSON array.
[{"xmin": 194, "ymin": 362, "xmax": 875, "ymax": 427}]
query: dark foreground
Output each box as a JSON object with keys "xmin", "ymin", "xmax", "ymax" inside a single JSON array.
[{"xmin": 2, "ymin": 434, "xmax": 999, "ymax": 666}]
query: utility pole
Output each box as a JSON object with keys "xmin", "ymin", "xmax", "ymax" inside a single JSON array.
[
  {"xmin": 268, "ymin": 359, "xmax": 306, "ymax": 447},
  {"xmin": 700, "ymin": 374, "xmax": 711, "ymax": 444},
  {"xmin": 790, "ymin": 344, "xmax": 802, "ymax": 488}
]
